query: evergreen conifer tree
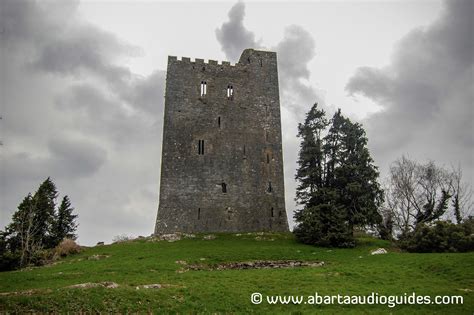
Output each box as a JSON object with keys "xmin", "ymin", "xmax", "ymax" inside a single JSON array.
[
  {"xmin": 294, "ymin": 104, "xmax": 383, "ymax": 247},
  {"xmin": 52, "ymin": 196, "xmax": 78, "ymax": 244},
  {"xmin": 31, "ymin": 177, "xmax": 58, "ymax": 247}
]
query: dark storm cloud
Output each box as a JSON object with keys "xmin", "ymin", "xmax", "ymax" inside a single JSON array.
[
  {"xmin": 0, "ymin": 0, "xmax": 71, "ymax": 44},
  {"xmin": 2, "ymin": 0, "xmax": 141, "ymax": 95},
  {"xmin": 32, "ymin": 35, "xmax": 133, "ymax": 81},
  {"xmin": 29, "ymin": 24, "xmax": 141, "ymax": 95},
  {"xmin": 55, "ymin": 84, "xmax": 116, "ymax": 117},
  {"xmin": 1, "ymin": 0, "xmax": 165, "ymax": 244},
  {"xmin": 275, "ymin": 25, "xmax": 315, "ymax": 81},
  {"xmin": 3, "ymin": 138, "xmax": 107, "ymax": 180},
  {"xmin": 274, "ymin": 25, "xmax": 321, "ymax": 117},
  {"xmin": 123, "ymin": 70, "xmax": 166, "ymax": 116},
  {"xmin": 48, "ymin": 137, "xmax": 107, "ymax": 177},
  {"xmin": 55, "ymin": 82, "xmax": 164, "ymax": 146},
  {"xmin": 346, "ymin": 0, "xmax": 473, "ymax": 181},
  {"xmin": 215, "ymin": 1, "xmax": 259, "ymax": 62},
  {"xmin": 345, "ymin": 67, "xmax": 392, "ymax": 103}
]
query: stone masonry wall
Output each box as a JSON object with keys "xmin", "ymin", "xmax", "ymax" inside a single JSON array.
[{"xmin": 155, "ymin": 49, "xmax": 289, "ymax": 234}]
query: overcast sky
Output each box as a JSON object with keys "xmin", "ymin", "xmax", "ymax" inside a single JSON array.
[{"xmin": 1, "ymin": 0, "xmax": 472, "ymax": 245}]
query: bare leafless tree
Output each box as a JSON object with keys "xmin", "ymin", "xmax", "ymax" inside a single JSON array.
[
  {"xmin": 449, "ymin": 165, "xmax": 474, "ymax": 223},
  {"xmin": 383, "ymin": 156, "xmax": 472, "ymax": 238},
  {"xmin": 9, "ymin": 195, "xmax": 43, "ymax": 267},
  {"xmin": 385, "ymin": 156, "xmax": 418, "ymax": 236}
]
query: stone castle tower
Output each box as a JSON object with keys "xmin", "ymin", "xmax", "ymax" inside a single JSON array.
[{"xmin": 154, "ymin": 49, "xmax": 288, "ymax": 234}]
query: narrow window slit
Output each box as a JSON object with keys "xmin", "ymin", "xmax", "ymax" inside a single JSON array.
[
  {"xmin": 198, "ymin": 140, "xmax": 205, "ymax": 155},
  {"xmin": 264, "ymin": 104, "xmax": 268, "ymax": 115},
  {"xmin": 267, "ymin": 153, "xmax": 270, "ymax": 164},
  {"xmin": 221, "ymin": 182, "xmax": 227, "ymax": 193},
  {"xmin": 218, "ymin": 116, "xmax": 221, "ymax": 128},
  {"xmin": 267, "ymin": 181, "xmax": 272, "ymax": 193},
  {"xmin": 271, "ymin": 207, "xmax": 274, "ymax": 217},
  {"xmin": 198, "ymin": 208, "xmax": 201, "ymax": 220}
]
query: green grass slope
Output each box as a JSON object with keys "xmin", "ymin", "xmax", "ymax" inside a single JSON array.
[{"xmin": 0, "ymin": 233, "xmax": 472, "ymax": 313}]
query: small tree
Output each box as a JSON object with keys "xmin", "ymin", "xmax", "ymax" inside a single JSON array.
[
  {"xmin": 52, "ymin": 196, "xmax": 78, "ymax": 244},
  {"xmin": 377, "ymin": 206, "xmax": 394, "ymax": 241},
  {"xmin": 295, "ymin": 103, "xmax": 328, "ymax": 207},
  {"xmin": 413, "ymin": 161, "xmax": 452, "ymax": 226},
  {"xmin": 31, "ymin": 177, "xmax": 58, "ymax": 248},
  {"xmin": 6, "ymin": 194, "xmax": 42, "ymax": 267},
  {"xmin": 450, "ymin": 165, "xmax": 473, "ymax": 224}
]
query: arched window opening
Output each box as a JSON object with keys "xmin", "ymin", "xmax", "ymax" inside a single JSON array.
[
  {"xmin": 227, "ymin": 85, "xmax": 234, "ymax": 98},
  {"xmin": 200, "ymin": 81, "xmax": 207, "ymax": 96}
]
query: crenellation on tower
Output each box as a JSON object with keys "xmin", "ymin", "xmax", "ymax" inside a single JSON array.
[
  {"xmin": 155, "ymin": 48, "xmax": 288, "ymax": 234},
  {"xmin": 170, "ymin": 55, "xmax": 240, "ymax": 68}
]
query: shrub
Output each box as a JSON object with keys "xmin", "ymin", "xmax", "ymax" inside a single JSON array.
[
  {"xmin": 399, "ymin": 218, "xmax": 474, "ymax": 252},
  {"xmin": 112, "ymin": 234, "xmax": 133, "ymax": 243},
  {"xmin": 0, "ymin": 251, "xmax": 21, "ymax": 271},
  {"xmin": 294, "ymin": 204, "xmax": 355, "ymax": 248},
  {"xmin": 54, "ymin": 239, "xmax": 81, "ymax": 258},
  {"xmin": 30, "ymin": 248, "xmax": 54, "ymax": 266}
]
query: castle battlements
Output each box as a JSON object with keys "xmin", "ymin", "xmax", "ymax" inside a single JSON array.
[
  {"xmin": 167, "ymin": 49, "xmax": 277, "ymax": 70},
  {"xmin": 169, "ymin": 56, "xmax": 236, "ymax": 67}
]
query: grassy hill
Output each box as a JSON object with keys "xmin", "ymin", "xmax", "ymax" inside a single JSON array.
[{"xmin": 0, "ymin": 232, "xmax": 472, "ymax": 313}]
